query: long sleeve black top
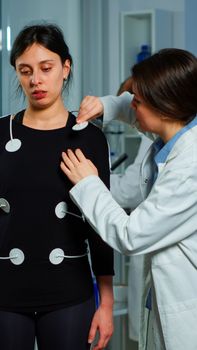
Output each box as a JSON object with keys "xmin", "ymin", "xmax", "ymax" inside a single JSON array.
[{"xmin": 0, "ymin": 111, "xmax": 114, "ymax": 312}]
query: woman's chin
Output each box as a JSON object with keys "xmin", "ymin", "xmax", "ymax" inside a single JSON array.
[{"xmin": 133, "ymin": 120, "xmax": 144, "ymax": 132}]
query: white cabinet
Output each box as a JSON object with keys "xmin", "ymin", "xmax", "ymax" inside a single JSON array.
[
  {"xmin": 106, "ymin": 9, "xmax": 173, "ymax": 174},
  {"xmin": 115, "ymin": 9, "xmax": 173, "ymax": 173},
  {"xmin": 120, "ymin": 9, "xmax": 173, "ymax": 81}
]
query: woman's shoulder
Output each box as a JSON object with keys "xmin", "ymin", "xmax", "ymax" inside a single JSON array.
[
  {"xmin": 0, "ymin": 112, "xmax": 25, "ymax": 127},
  {"xmin": 87, "ymin": 122, "xmax": 109, "ymax": 151},
  {"xmin": 0, "ymin": 115, "xmax": 12, "ymax": 141},
  {"xmin": 0, "ymin": 114, "xmax": 11, "ymax": 127},
  {"xmin": 88, "ymin": 120, "xmax": 106, "ymax": 135},
  {"xmin": 69, "ymin": 111, "xmax": 107, "ymax": 140},
  {"xmin": 0, "ymin": 114, "xmax": 11, "ymax": 120}
]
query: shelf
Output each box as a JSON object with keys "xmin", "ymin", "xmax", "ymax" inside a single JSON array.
[{"xmin": 120, "ymin": 9, "xmax": 172, "ymax": 80}]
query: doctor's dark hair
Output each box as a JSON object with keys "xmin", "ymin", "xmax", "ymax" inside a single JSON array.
[
  {"xmin": 10, "ymin": 23, "xmax": 73, "ymax": 89},
  {"xmin": 131, "ymin": 48, "xmax": 197, "ymax": 123}
]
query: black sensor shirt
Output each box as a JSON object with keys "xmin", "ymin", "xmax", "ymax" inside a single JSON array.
[{"xmin": 0, "ymin": 111, "xmax": 114, "ymax": 312}]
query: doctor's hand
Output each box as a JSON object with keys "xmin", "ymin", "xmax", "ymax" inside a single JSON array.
[
  {"xmin": 76, "ymin": 95, "xmax": 104, "ymax": 124},
  {"xmin": 60, "ymin": 149, "xmax": 98, "ymax": 185}
]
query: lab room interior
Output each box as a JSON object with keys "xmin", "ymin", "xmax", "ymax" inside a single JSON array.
[{"xmin": 0, "ymin": 0, "xmax": 197, "ymax": 349}]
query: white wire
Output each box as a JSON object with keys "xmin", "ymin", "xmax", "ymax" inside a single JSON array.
[
  {"xmin": 66, "ymin": 210, "xmax": 84, "ymax": 220},
  {"xmin": 58, "ymin": 252, "xmax": 88, "ymax": 259},
  {"xmin": 0, "ymin": 255, "xmax": 18, "ymax": 260},
  {"xmin": 9, "ymin": 114, "xmax": 14, "ymax": 141}
]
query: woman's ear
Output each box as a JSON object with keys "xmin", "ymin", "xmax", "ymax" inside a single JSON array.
[{"xmin": 63, "ymin": 59, "xmax": 71, "ymax": 80}]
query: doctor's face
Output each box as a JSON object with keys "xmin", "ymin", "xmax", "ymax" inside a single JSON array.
[{"xmin": 131, "ymin": 89, "xmax": 162, "ymax": 134}]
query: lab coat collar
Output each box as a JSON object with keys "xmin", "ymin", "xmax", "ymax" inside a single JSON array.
[{"xmin": 154, "ymin": 114, "xmax": 197, "ymax": 166}]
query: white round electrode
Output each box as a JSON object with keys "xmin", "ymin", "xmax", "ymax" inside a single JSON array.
[
  {"xmin": 72, "ymin": 122, "xmax": 88, "ymax": 131},
  {"xmin": 5, "ymin": 139, "xmax": 22, "ymax": 152},
  {"xmin": 55, "ymin": 201, "xmax": 67, "ymax": 219},
  {"xmin": 9, "ymin": 248, "xmax": 25, "ymax": 265},
  {"xmin": 49, "ymin": 248, "xmax": 64, "ymax": 265},
  {"xmin": 0, "ymin": 198, "xmax": 10, "ymax": 213}
]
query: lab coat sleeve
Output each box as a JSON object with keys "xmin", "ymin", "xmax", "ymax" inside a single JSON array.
[
  {"xmin": 110, "ymin": 135, "xmax": 152, "ymax": 209},
  {"xmin": 69, "ymin": 166, "xmax": 197, "ymax": 256},
  {"xmin": 127, "ymin": 254, "xmax": 144, "ymax": 341},
  {"xmin": 100, "ymin": 92, "xmax": 157, "ymax": 141},
  {"xmin": 110, "ymin": 160, "xmax": 143, "ymax": 209},
  {"xmin": 100, "ymin": 92, "xmax": 135, "ymax": 125}
]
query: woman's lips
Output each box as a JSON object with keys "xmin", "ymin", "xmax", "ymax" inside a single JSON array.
[{"xmin": 32, "ymin": 91, "xmax": 47, "ymax": 100}]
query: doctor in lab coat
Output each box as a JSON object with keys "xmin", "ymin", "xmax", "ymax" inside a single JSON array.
[
  {"xmin": 110, "ymin": 134, "xmax": 152, "ymax": 342},
  {"xmin": 61, "ymin": 48, "xmax": 197, "ymax": 350},
  {"xmin": 111, "ymin": 76, "xmax": 153, "ymax": 342}
]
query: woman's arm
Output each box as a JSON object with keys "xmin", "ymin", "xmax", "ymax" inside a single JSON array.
[
  {"xmin": 74, "ymin": 126, "xmax": 114, "ymax": 349},
  {"xmin": 88, "ymin": 276, "xmax": 114, "ymax": 349}
]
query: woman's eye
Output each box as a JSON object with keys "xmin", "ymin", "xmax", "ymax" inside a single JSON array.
[
  {"xmin": 20, "ymin": 70, "xmax": 31, "ymax": 75},
  {"xmin": 42, "ymin": 67, "xmax": 52, "ymax": 72}
]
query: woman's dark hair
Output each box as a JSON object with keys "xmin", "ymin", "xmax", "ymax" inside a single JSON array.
[
  {"xmin": 131, "ymin": 48, "xmax": 197, "ymax": 123},
  {"xmin": 10, "ymin": 23, "xmax": 73, "ymax": 89}
]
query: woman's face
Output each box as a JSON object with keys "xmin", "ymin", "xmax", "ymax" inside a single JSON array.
[
  {"xmin": 131, "ymin": 88, "xmax": 163, "ymax": 134},
  {"xmin": 15, "ymin": 43, "xmax": 70, "ymax": 109}
]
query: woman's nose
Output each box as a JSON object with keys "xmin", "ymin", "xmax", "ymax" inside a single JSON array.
[{"xmin": 30, "ymin": 72, "xmax": 41, "ymax": 85}]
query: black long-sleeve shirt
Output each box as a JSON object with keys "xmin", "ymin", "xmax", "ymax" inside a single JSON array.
[{"xmin": 0, "ymin": 111, "xmax": 114, "ymax": 312}]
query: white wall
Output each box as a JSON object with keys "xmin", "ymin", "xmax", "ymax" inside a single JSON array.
[
  {"xmin": 82, "ymin": 0, "xmax": 197, "ymax": 97},
  {"xmin": 1, "ymin": 0, "xmax": 82, "ymax": 115},
  {"xmin": 120, "ymin": 0, "xmax": 185, "ymax": 49},
  {"xmin": 106, "ymin": 0, "xmax": 185, "ymax": 95},
  {"xmin": 120, "ymin": 0, "xmax": 184, "ymax": 11},
  {"xmin": 185, "ymin": 0, "xmax": 197, "ymax": 55},
  {"xmin": 1, "ymin": 0, "xmax": 196, "ymax": 114},
  {"xmin": 81, "ymin": 0, "xmax": 104, "ymax": 97}
]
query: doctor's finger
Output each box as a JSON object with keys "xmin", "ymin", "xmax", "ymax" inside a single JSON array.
[
  {"xmin": 75, "ymin": 148, "xmax": 88, "ymax": 162},
  {"xmin": 60, "ymin": 161, "xmax": 78, "ymax": 185},
  {"xmin": 75, "ymin": 150, "xmax": 98, "ymax": 174},
  {"xmin": 66, "ymin": 149, "xmax": 82, "ymax": 165},
  {"xmin": 60, "ymin": 160, "xmax": 70, "ymax": 174},
  {"xmin": 77, "ymin": 96, "xmax": 103, "ymax": 123},
  {"xmin": 79, "ymin": 95, "xmax": 97, "ymax": 111},
  {"xmin": 62, "ymin": 151, "xmax": 76, "ymax": 169}
]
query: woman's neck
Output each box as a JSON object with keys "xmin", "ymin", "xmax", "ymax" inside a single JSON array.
[
  {"xmin": 159, "ymin": 119, "xmax": 185, "ymax": 143},
  {"xmin": 23, "ymin": 102, "xmax": 69, "ymax": 130}
]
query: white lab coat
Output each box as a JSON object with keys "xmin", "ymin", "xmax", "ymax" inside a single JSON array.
[
  {"xmin": 70, "ymin": 92, "xmax": 197, "ymax": 350},
  {"xmin": 110, "ymin": 134, "xmax": 152, "ymax": 210},
  {"xmin": 110, "ymin": 134, "xmax": 152, "ymax": 341}
]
